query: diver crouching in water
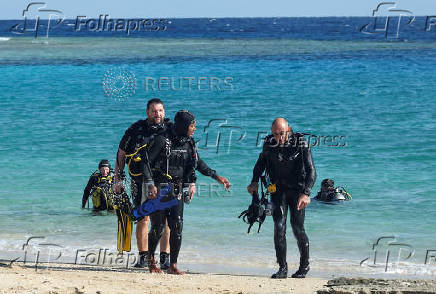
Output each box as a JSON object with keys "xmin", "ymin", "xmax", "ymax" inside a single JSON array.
[
  {"xmin": 142, "ymin": 110, "xmax": 230, "ymax": 274},
  {"xmin": 314, "ymin": 178, "xmax": 352, "ymax": 203},
  {"xmin": 247, "ymin": 118, "xmax": 316, "ymax": 279}
]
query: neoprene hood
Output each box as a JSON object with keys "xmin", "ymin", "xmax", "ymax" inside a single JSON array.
[{"xmin": 174, "ymin": 110, "xmax": 196, "ymax": 136}]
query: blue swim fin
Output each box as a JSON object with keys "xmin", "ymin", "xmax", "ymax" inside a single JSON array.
[{"xmin": 132, "ymin": 184, "xmax": 179, "ymax": 219}]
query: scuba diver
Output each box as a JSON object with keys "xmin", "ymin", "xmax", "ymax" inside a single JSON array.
[
  {"xmin": 114, "ymin": 98, "xmax": 172, "ymax": 269},
  {"xmin": 82, "ymin": 159, "xmax": 115, "ymax": 211},
  {"xmin": 142, "ymin": 110, "xmax": 230, "ymax": 275},
  {"xmin": 82, "ymin": 159, "xmax": 133, "ymax": 252},
  {"xmin": 247, "ymin": 118, "xmax": 316, "ymax": 279},
  {"xmin": 314, "ymin": 178, "xmax": 352, "ymax": 203}
]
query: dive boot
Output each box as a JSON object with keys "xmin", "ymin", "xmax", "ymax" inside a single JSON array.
[
  {"xmin": 147, "ymin": 256, "xmax": 162, "ymax": 273},
  {"xmin": 271, "ymin": 263, "xmax": 288, "ymax": 279},
  {"xmin": 292, "ymin": 241, "xmax": 309, "ymax": 278},
  {"xmin": 291, "ymin": 265, "xmax": 310, "ymax": 278},
  {"xmin": 160, "ymin": 252, "xmax": 170, "ymax": 271},
  {"xmin": 167, "ymin": 263, "xmax": 183, "ymax": 275},
  {"xmin": 134, "ymin": 252, "xmax": 148, "ymax": 268}
]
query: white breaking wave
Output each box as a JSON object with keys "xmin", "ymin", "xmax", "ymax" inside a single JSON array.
[{"xmin": 0, "ymin": 37, "xmax": 10, "ymax": 41}]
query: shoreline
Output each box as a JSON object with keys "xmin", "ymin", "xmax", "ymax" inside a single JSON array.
[
  {"xmin": 1, "ymin": 261, "xmax": 436, "ymax": 294},
  {"xmin": 1, "ymin": 248, "xmax": 436, "ymax": 281}
]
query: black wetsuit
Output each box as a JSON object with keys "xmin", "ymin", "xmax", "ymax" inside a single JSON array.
[
  {"xmin": 143, "ymin": 130, "xmax": 218, "ymax": 264},
  {"xmin": 251, "ymin": 134, "xmax": 316, "ymax": 269},
  {"xmin": 82, "ymin": 171, "xmax": 114, "ymax": 211},
  {"xmin": 118, "ymin": 118, "xmax": 172, "ymax": 208}
]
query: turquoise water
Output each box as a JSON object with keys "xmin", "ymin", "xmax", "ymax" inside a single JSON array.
[{"xmin": 0, "ymin": 37, "xmax": 435, "ymax": 277}]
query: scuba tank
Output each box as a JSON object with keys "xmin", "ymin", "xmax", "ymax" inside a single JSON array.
[
  {"xmin": 90, "ymin": 170, "xmax": 115, "ymax": 210},
  {"xmin": 314, "ymin": 178, "xmax": 352, "ymax": 203},
  {"xmin": 330, "ymin": 187, "xmax": 346, "ymax": 201}
]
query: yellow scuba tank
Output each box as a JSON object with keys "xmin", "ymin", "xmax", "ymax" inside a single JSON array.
[{"xmin": 91, "ymin": 187, "xmax": 103, "ymax": 208}]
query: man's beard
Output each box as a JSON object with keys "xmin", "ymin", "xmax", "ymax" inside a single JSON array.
[{"xmin": 149, "ymin": 117, "xmax": 163, "ymax": 124}]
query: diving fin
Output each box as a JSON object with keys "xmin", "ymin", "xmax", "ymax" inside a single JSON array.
[
  {"xmin": 123, "ymin": 212, "xmax": 132, "ymax": 252},
  {"xmin": 238, "ymin": 191, "xmax": 267, "ymax": 233},
  {"xmin": 116, "ymin": 210, "xmax": 132, "ymax": 253},
  {"xmin": 116, "ymin": 210, "xmax": 123, "ymax": 253},
  {"xmin": 132, "ymin": 184, "xmax": 179, "ymax": 220}
]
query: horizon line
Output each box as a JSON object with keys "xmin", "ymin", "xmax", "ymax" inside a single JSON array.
[{"xmin": 0, "ymin": 15, "xmax": 432, "ymax": 20}]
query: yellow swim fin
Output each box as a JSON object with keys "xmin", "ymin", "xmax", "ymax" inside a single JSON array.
[
  {"xmin": 116, "ymin": 210, "xmax": 132, "ymax": 253},
  {"xmin": 123, "ymin": 211, "xmax": 132, "ymax": 252}
]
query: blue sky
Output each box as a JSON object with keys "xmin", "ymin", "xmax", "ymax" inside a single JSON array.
[{"xmin": 1, "ymin": 0, "xmax": 435, "ymax": 19}]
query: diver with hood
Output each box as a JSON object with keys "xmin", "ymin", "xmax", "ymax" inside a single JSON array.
[
  {"xmin": 82, "ymin": 159, "xmax": 115, "ymax": 211},
  {"xmin": 142, "ymin": 110, "xmax": 230, "ymax": 274}
]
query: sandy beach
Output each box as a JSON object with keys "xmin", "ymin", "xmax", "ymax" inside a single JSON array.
[
  {"xmin": 1, "ymin": 262, "xmax": 436, "ymax": 294},
  {"xmin": 0, "ymin": 262, "xmax": 326, "ymax": 294}
]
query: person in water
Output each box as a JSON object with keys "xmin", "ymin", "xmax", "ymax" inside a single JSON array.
[
  {"xmin": 314, "ymin": 178, "xmax": 351, "ymax": 202},
  {"xmin": 82, "ymin": 159, "xmax": 115, "ymax": 211},
  {"xmin": 247, "ymin": 118, "xmax": 316, "ymax": 279},
  {"xmin": 143, "ymin": 110, "xmax": 231, "ymax": 274}
]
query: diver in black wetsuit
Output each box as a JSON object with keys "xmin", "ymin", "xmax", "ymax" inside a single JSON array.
[
  {"xmin": 247, "ymin": 118, "xmax": 316, "ymax": 279},
  {"xmin": 114, "ymin": 98, "xmax": 172, "ymax": 269},
  {"xmin": 142, "ymin": 110, "xmax": 231, "ymax": 274},
  {"xmin": 82, "ymin": 159, "xmax": 115, "ymax": 211}
]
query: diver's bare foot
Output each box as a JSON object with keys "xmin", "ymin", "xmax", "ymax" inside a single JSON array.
[
  {"xmin": 147, "ymin": 257, "xmax": 162, "ymax": 273},
  {"xmin": 167, "ymin": 263, "xmax": 183, "ymax": 275}
]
